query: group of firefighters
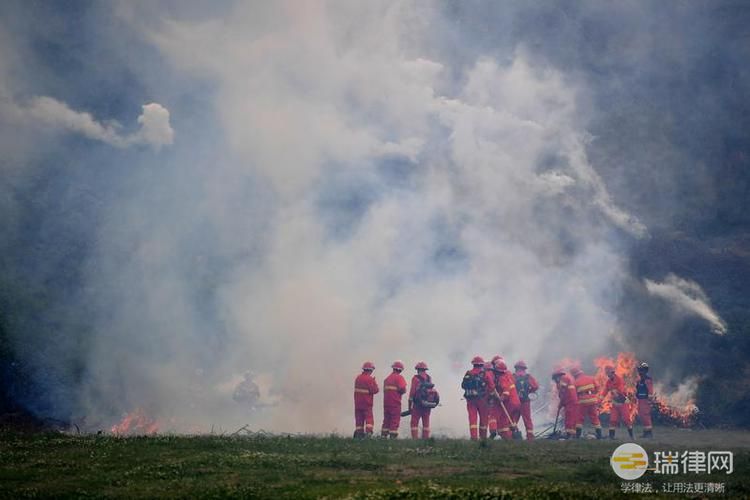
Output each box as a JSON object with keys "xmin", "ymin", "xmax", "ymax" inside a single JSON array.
[{"xmin": 354, "ymin": 356, "xmax": 655, "ymax": 440}]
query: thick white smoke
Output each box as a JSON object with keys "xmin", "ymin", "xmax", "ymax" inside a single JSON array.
[{"xmin": 61, "ymin": 1, "xmax": 653, "ymax": 435}]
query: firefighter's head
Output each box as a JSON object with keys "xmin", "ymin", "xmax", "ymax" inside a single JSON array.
[
  {"xmin": 492, "ymin": 359, "xmax": 507, "ymax": 373},
  {"xmin": 471, "ymin": 355, "xmax": 485, "ymax": 368},
  {"xmin": 362, "ymin": 361, "xmax": 375, "ymax": 373},
  {"xmin": 570, "ymin": 366, "xmax": 583, "ymax": 378},
  {"xmin": 605, "ymin": 365, "xmax": 616, "ymax": 379},
  {"xmin": 490, "ymin": 354, "xmax": 503, "ymax": 366},
  {"xmin": 637, "ymin": 362, "xmax": 649, "ymax": 376},
  {"xmin": 551, "ymin": 365, "xmax": 565, "ymax": 382},
  {"xmin": 514, "ymin": 360, "xmax": 527, "ymax": 373},
  {"xmin": 415, "ymin": 361, "xmax": 429, "ymax": 373},
  {"xmin": 391, "ymin": 360, "xmax": 405, "ymax": 372}
]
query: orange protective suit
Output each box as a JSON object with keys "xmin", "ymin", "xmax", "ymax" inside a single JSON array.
[
  {"xmin": 514, "ymin": 371, "xmax": 539, "ymax": 439},
  {"xmin": 574, "ymin": 373, "xmax": 601, "ymax": 433},
  {"xmin": 381, "ymin": 370, "xmax": 407, "ymax": 438},
  {"xmin": 601, "ymin": 373, "xmax": 633, "ymax": 437},
  {"xmin": 354, "ymin": 371, "xmax": 379, "ymax": 437},
  {"xmin": 556, "ymin": 373, "xmax": 578, "ymax": 437},
  {"xmin": 409, "ymin": 372, "xmax": 433, "ymax": 439},
  {"xmin": 635, "ymin": 374, "xmax": 654, "ymax": 433},
  {"xmin": 462, "ymin": 367, "xmax": 495, "ymax": 440},
  {"xmin": 489, "ymin": 371, "xmax": 520, "ymax": 440}
]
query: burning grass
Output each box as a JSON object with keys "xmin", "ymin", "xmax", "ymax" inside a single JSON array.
[
  {"xmin": 1, "ymin": 428, "xmax": 749, "ymax": 498},
  {"xmin": 552, "ymin": 352, "xmax": 702, "ymax": 428},
  {"xmin": 110, "ymin": 408, "xmax": 159, "ymax": 436}
]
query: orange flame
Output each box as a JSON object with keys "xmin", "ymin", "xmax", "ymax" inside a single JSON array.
[
  {"xmin": 111, "ymin": 408, "xmax": 159, "ymax": 435},
  {"xmin": 651, "ymin": 397, "xmax": 699, "ymax": 427},
  {"xmin": 545, "ymin": 352, "xmax": 701, "ymax": 428},
  {"xmin": 594, "ymin": 352, "xmax": 638, "ymax": 418}
]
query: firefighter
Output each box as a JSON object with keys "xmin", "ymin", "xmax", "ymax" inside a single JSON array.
[
  {"xmin": 552, "ymin": 365, "xmax": 578, "ymax": 439},
  {"xmin": 513, "ymin": 360, "xmax": 539, "ymax": 440},
  {"xmin": 381, "ymin": 360, "xmax": 408, "ymax": 438},
  {"xmin": 409, "ymin": 361, "xmax": 436, "ymax": 439},
  {"xmin": 487, "ymin": 359, "xmax": 506, "ymax": 440},
  {"xmin": 571, "ymin": 366, "xmax": 602, "ymax": 439},
  {"xmin": 488, "ymin": 359, "xmax": 520, "ymax": 440},
  {"xmin": 461, "ymin": 356, "xmax": 494, "ymax": 440},
  {"xmin": 600, "ymin": 365, "xmax": 634, "ymax": 439},
  {"xmin": 232, "ymin": 371, "xmax": 261, "ymax": 409},
  {"xmin": 354, "ymin": 361, "xmax": 379, "ymax": 438},
  {"xmin": 636, "ymin": 362, "xmax": 655, "ymax": 438}
]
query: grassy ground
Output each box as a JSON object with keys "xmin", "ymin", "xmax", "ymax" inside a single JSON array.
[{"xmin": 1, "ymin": 427, "xmax": 749, "ymax": 499}]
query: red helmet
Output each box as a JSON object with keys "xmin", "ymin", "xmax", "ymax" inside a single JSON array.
[
  {"xmin": 490, "ymin": 354, "xmax": 503, "ymax": 364},
  {"xmin": 493, "ymin": 359, "xmax": 507, "ymax": 372},
  {"xmin": 362, "ymin": 361, "xmax": 375, "ymax": 371},
  {"xmin": 415, "ymin": 361, "xmax": 429, "ymax": 371},
  {"xmin": 570, "ymin": 366, "xmax": 583, "ymax": 377},
  {"xmin": 514, "ymin": 360, "xmax": 527, "ymax": 369},
  {"xmin": 552, "ymin": 365, "xmax": 565, "ymax": 376},
  {"xmin": 471, "ymin": 355, "xmax": 485, "ymax": 366},
  {"xmin": 391, "ymin": 360, "xmax": 405, "ymax": 371}
]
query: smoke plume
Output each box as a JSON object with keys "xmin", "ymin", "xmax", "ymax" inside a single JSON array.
[
  {"xmin": 645, "ymin": 274, "xmax": 727, "ymax": 335},
  {"xmin": 23, "ymin": 97, "xmax": 173, "ymax": 149}
]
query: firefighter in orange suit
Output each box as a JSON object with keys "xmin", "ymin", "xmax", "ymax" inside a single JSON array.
[
  {"xmin": 461, "ymin": 356, "xmax": 494, "ymax": 440},
  {"xmin": 488, "ymin": 359, "xmax": 519, "ymax": 440},
  {"xmin": 485, "ymin": 354, "xmax": 505, "ymax": 439},
  {"xmin": 353, "ymin": 361, "xmax": 379, "ymax": 438},
  {"xmin": 552, "ymin": 365, "xmax": 578, "ymax": 439},
  {"xmin": 513, "ymin": 360, "xmax": 539, "ymax": 440},
  {"xmin": 409, "ymin": 361, "xmax": 433, "ymax": 439},
  {"xmin": 571, "ymin": 366, "xmax": 602, "ymax": 439},
  {"xmin": 600, "ymin": 365, "xmax": 634, "ymax": 439},
  {"xmin": 636, "ymin": 362, "xmax": 655, "ymax": 438},
  {"xmin": 381, "ymin": 360, "xmax": 407, "ymax": 438},
  {"xmin": 502, "ymin": 365, "xmax": 522, "ymax": 433}
]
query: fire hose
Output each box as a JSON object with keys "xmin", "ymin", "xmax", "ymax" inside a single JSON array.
[
  {"xmin": 531, "ymin": 401, "xmax": 549, "ymax": 416},
  {"xmin": 401, "ymin": 403, "xmax": 442, "ymax": 417},
  {"xmin": 535, "ymin": 404, "xmax": 562, "ymax": 439}
]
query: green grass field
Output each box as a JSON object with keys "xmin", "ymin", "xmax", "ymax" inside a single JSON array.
[{"xmin": 1, "ymin": 427, "xmax": 749, "ymax": 498}]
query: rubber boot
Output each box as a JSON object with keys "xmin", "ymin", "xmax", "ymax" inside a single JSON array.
[
  {"xmin": 575, "ymin": 428, "xmax": 582, "ymax": 439},
  {"xmin": 489, "ymin": 430, "xmax": 497, "ymax": 439},
  {"xmin": 526, "ymin": 433, "xmax": 535, "ymax": 441},
  {"xmin": 595, "ymin": 428, "xmax": 603, "ymax": 440},
  {"xmin": 627, "ymin": 427, "xmax": 634, "ymax": 439},
  {"xmin": 608, "ymin": 429, "xmax": 616, "ymax": 440}
]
